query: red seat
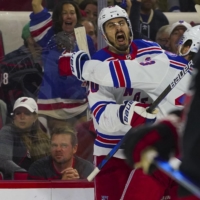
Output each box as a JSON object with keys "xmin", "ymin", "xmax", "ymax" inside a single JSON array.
[{"xmin": 13, "ymin": 171, "xmax": 28, "ymax": 180}]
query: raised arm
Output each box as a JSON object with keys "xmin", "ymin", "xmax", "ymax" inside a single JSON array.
[{"xmin": 32, "ymin": 0, "xmax": 44, "ymax": 14}]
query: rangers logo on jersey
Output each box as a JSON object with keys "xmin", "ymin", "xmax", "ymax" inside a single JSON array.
[{"xmin": 126, "ymin": 54, "xmax": 131, "ymax": 60}]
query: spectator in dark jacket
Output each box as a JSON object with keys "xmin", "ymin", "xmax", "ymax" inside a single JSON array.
[
  {"xmin": 138, "ymin": 0, "xmax": 169, "ymax": 41},
  {"xmin": 28, "ymin": 126, "xmax": 94, "ymax": 180},
  {"xmin": 0, "ymin": 97, "xmax": 50, "ymax": 179}
]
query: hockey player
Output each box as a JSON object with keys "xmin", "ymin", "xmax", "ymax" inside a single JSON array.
[
  {"xmin": 58, "ymin": 6, "xmax": 200, "ymax": 200},
  {"xmin": 123, "ymin": 48, "xmax": 200, "ymax": 200}
]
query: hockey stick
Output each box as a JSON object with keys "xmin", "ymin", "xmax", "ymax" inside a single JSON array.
[
  {"xmin": 195, "ymin": 4, "xmax": 200, "ymax": 18},
  {"xmin": 87, "ymin": 60, "xmax": 193, "ymax": 182},
  {"xmin": 74, "ymin": 26, "xmax": 90, "ymax": 55},
  {"xmin": 142, "ymin": 149, "xmax": 200, "ymax": 198}
]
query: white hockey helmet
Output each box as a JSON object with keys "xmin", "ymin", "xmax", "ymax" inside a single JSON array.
[
  {"xmin": 178, "ymin": 25, "xmax": 200, "ymax": 57},
  {"xmin": 98, "ymin": 5, "xmax": 133, "ymax": 47}
]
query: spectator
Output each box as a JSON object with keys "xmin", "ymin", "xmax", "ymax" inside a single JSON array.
[
  {"xmin": 28, "ymin": 126, "xmax": 94, "ymax": 180},
  {"xmin": 0, "ymin": 23, "xmax": 43, "ymax": 115},
  {"xmin": 139, "ymin": 0, "xmax": 169, "ymax": 41},
  {"xmin": 166, "ymin": 21, "xmax": 191, "ymax": 54},
  {"xmin": 38, "ymin": 108, "xmax": 95, "ymax": 162},
  {"xmin": 79, "ymin": 0, "xmax": 97, "ymax": 23},
  {"xmin": 81, "ymin": 18, "xmax": 97, "ymax": 48},
  {"xmin": 0, "ymin": 97, "xmax": 50, "ymax": 179},
  {"xmin": 155, "ymin": 24, "xmax": 171, "ymax": 50},
  {"xmin": 0, "ymin": 100, "xmax": 7, "ymax": 128},
  {"xmin": 29, "ymin": 0, "xmax": 96, "ymax": 130}
]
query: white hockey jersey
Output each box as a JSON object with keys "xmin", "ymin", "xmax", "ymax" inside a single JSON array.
[{"xmin": 87, "ymin": 39, "xmax": 192, "ymax": 159}]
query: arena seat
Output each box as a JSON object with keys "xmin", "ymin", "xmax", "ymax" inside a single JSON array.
[{"xmin": 13, "ymin": 171, "xmax": 28, "ymax": 180}]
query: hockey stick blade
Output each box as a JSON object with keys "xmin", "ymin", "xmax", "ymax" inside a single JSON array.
[
  {"xmin": 87, "ymin": 59, "xmax": 193, "ymax": 182},
  {"xmin": 143, "ymin": 149, "xmax": 200, "ymax": 198},
  {"xmin": 74, "ymin": 27, "xmax": 90, "ymax": 55}
]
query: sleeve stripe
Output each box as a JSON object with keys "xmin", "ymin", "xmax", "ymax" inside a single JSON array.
[
  {"xmin": 109, "ymin": 61, "xmax": 119, "ymax": 87},
  {"xmin": 95, "ymin": 106, "xmax": 106, "ymax": 123},
  {"xmin": 31, "ymin": 27, "xmax": 52, "ymax": 42},
  {"xmin": 170, "ymin": 60, "xmax": 186, "ymax": 67},
  {"xmin": 96, "ymin": 136, "xmax": 121, "ymax": 144},
  {"xmin": 112, "ymin": 60, "xmax": 126, "ymax": 87},
  {"xmin": 121, "ymin": 60, "xmax": 131, "ymax": 88},
  {"xmin": 30, "ymin": 18, "xmax": 52, "ymax": 38},
  {"xmin": 97, "ymin": 130, "xmax": 124, "ymax": 139},
  {"xmin": 109, "ymin": 60, "xmax": 131, "ymax": 88},
  {"xmin": 91, "ymin": 101, "xmax": 116, "ymax": 124},
  {"xmin": 95, "ymin": 140, "xmax": 124, "ymax": 149}
]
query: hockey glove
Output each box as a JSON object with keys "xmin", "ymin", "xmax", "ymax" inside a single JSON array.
[
  {"xmin": 58, "ymin": 51, "xmax": 73, "ymax": 76},
  {"xmin": 118, "ymin": 100, "xmax": 157, "ymax": 127},
  {"xmin": 58, "ymin": 50, "xmax": 90, "ymax": 81},
  {"xmin": 123, "ymin": 115, "xmax": 180, "ymax": 174}
]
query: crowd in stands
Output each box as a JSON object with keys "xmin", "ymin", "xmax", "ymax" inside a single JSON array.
[{"xmin": 0, "ymin": 0, "xmax": 199, "ymax": 188}]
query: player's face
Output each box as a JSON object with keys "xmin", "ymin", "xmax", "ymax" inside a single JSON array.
[
  {"xmin": 104, "ymin": 17, "xmax": 131, "ymax": 52},
  {"xmin": 51, "ymin": 134, "xmax": 77, "ymax": 165},
  {"xmin": 13, "ymin": 107, "xmax": 37, "ymax": 130},
  {"xmin": 62, "ymin": 4, "xmax": 77, "ymax": 33}
]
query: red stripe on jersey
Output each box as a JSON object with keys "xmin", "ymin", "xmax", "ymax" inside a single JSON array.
[
  {"xmin": 96, "ymin": 135, "xmax": 120, "ymax": 144},
  {"xmin": 38, "ymin": 102, "xmax": 86, "ymax": 110},
  {"xmin": 31, "ymin": 20, "xmax": 53, "ymax": 38},
  {"xmin": 113, "ymin": 61, "xmax": 126, "ymax": 87},
  {"xmin": 170, "ymin": 60, "xmax": 186, "ymax": 67},
  {"xmin": 93, "ymin": 105, "xmax": 104, "ymax": 117},
  {"xmin": 137, "ymin": 47, "xmax": 162, "ymax": 54}
]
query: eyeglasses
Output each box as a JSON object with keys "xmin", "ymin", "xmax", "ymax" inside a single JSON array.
[{"xmin": 51, "ymin": 143, "xmax": 69, "ymax": 149}]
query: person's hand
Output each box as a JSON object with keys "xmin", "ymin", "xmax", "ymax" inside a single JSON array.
[
  {"xmin": 126, "ymin": 0, "xmax": 132, "ymax": 16},
  {"xmin": 61, "ymin": 167, "xmax": 80, "ymax": 180},
  {"xmin": 123, "ymin": 115, "xmax": 180, "ymax": 174},
  {"xmin": 118, "ymin": 101, "xmax": 158, "ymax": 127},
  {"xmin": 32, "ymin": 0, "xmax": 43, "ymax": 13}
]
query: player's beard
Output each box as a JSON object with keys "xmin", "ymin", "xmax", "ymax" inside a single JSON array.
[{"xmin": 108, "ymin": 31, "xmax": 131, "ymax": 52}]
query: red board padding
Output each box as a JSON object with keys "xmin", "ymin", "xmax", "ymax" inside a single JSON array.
[{"xmin": 0, "ymin": 179, "xmax": 94, "ymax": 188}]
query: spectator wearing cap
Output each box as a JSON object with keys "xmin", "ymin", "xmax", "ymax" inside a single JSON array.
[
  {"xmin": 155, "ymin": 24, "xmax": 171, "ymax": 50},
  {"xmin": 0, "ymin": 97, "xmax": 50, "ymax": 179},
  {"xmin": 166, "ymin": 20, "xmax": 191, "ymax": 54}
]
